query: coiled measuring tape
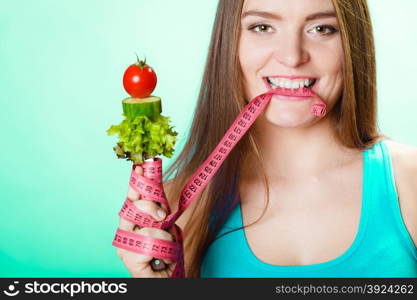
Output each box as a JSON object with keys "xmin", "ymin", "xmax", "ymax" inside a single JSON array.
[{"xmin": 112, "ymin": 87, "xmax": 327, "ymax": 278}]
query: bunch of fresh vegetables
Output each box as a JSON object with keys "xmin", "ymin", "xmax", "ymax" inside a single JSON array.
[{"xmin": 107, "ymin": 56, "xmax": 178, "ymax": 164}]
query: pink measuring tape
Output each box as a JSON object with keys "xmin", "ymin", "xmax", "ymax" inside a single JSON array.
[{"xmin": 112, "ymin": 87, "xmax": 327, "ymax": 277}]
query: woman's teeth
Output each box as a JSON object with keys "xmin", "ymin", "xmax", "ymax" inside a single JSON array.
[{"xmin": 267, "ymin": 77, "xmax": 316, "ymax": 89}]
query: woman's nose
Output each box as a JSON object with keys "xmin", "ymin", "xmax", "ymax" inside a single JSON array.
[{"xmin": 273, "ymin": 33, "xmax": 309, "ymax": 68}]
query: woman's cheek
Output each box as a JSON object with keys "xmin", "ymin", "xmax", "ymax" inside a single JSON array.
[{"xmin": 240, "ymin": 57, "xmax": 269, "ymax": 98}]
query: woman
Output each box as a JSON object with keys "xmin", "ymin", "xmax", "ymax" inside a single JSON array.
[{"xmin": 116, "ymin": 0, "xmax": 417, "ymax": 278}]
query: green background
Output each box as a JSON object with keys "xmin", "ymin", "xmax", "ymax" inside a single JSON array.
[{"xmin": 0, "ymin": 0, "xmax": 416, "ymax": 277}]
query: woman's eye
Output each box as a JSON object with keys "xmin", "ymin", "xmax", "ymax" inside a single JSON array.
[
  {"xmin": 246, "ymin": 23, "xmax": 337, "ymax": 35},
  {"xmin": 310, "ymin": 25, "xmax": 338, "ymax": 35},
  {"xmin": 248, "ymin": 24, "xmax": 274, "ymax": 34}
]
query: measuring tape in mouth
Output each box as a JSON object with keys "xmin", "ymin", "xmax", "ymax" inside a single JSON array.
[{"xmin": 112, "ymin": 87, "xmax": 327, "ymax": 278}]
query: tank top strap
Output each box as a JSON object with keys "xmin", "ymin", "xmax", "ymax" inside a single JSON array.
[
  {"xmin": 363, "ymin": 140, "xmax": 417, "ymax": 261},
  {"xmin": 363, "ymin": 140, "xmax": 389, "ymax": 201}
]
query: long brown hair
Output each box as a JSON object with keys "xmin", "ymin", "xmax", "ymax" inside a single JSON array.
[{"xmin": 163, "ymin": 0, "xmax": 381, "ymax": 277}]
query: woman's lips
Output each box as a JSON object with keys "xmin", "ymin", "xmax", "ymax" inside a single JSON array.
[
  {"xmin": 267, "ymin": 86, "xmax": 315, "ymax": 99},
  {"xmin": 272, "ymin": 94, "xmax": 311, "ymax": 101},
  {"xmin": 262, "ymin": 79, "xmax": 318, "ymax": 101}
]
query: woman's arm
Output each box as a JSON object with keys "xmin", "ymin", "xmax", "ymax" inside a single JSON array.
[{"xmin": 386, "ymin": 140, "xmax": 417, "ymax": 248}]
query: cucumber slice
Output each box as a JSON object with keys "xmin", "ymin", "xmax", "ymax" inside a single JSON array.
[{"xmin": 122, "ymin": 96, "xmax": 162, "ymax": 118}]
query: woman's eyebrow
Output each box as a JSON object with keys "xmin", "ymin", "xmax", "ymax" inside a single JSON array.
[
  {"xmin": 241, "ymin": 10, "xmax": 336, "ymax": 21},
  {"xmin": 305, "ymin": 10, "xmax": 336, "ymax": 21}
]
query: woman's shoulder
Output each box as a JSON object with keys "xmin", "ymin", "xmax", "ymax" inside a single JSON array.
[
  {"xmin": 383, "ymin": 139, "xmax": 417, "ymax": 247},
  {"xmin": 384, "ymin": 139, "xmax": 417, "ymax": 177}
]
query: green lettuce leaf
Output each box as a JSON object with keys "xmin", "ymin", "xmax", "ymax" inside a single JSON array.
[{"xmin": 106, "ymin": 114, "xmax": 178, "ymax": 164}]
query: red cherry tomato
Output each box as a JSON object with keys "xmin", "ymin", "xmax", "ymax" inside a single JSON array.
[{"xmin": 123, "ymin": 59, "xmax": 157, "ymax": 98}]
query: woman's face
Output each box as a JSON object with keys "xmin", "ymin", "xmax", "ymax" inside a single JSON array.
[{"xmin": 239, "ymin": 0, "xmax": 344, "ymax": 128}]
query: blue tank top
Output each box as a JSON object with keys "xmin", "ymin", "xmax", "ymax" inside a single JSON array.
[{"xmin": 200, "ymin": 141, "xmax": 417, "ymax": 277}]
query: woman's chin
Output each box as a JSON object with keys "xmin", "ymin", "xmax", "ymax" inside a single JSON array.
[{"xmin": 263, "ymin": 107, "xmax": 316, "ymax": 128}]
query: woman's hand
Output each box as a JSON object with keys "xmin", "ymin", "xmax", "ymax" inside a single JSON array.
[{"xmin": 115, "ymin": 165, "xmax": 176, "ymax": 278}]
